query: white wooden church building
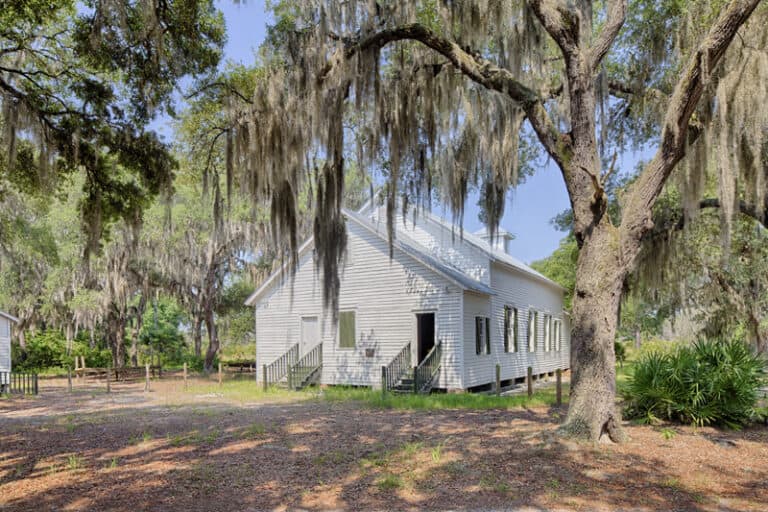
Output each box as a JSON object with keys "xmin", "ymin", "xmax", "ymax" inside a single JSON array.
[{"xmin": 246, "ymin": 202, "xmax": 570, "ymax": 393}]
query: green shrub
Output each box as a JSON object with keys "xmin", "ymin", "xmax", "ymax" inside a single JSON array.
[
  {"xmin": 623, "ymin": 339, "xmax": 766, "ymax": 428},
  {"xmin": 13, "ymin": 330, "xmax": 67, "ymax": 370},
  {"xmin": 13, "ymin": 329, "xmax": 113, "ymax": 371},
  {"xmin": 614, "ymin": 341, "xmax": 627, "ymax": 367}
]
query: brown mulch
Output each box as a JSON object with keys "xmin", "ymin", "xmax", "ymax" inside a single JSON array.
[{"xmin": 1, "ymin": 378, "xmax": 767, "ymax": 511}]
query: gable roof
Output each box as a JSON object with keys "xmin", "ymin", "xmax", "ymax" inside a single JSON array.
[
  {"xmin": 417, "ymin": 210, "xmax": 564, "ymax": 291},
  {"xmin": 0, "ymin": 311, "xmax": 19, "ymax": 323},
  {"xmin": 244, "ymin": 209, "xmax": 493, "ymax": 307}
]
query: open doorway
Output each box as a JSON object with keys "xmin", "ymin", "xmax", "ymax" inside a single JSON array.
[{"xmin": 416, "ymin": 313, "xmax": 435, "ymax": 364}]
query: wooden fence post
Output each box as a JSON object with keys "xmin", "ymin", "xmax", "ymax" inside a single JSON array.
[
  {"xmin": 67, "ymin": 367, "xmax": 72, "ymax": 393},
  {"xmin": 106, "ymin": 365, "xmax": 111, "ymax": 394},
  {"xmin": 381, "ymin": 366, "xmax": 387, "ymax": 396},
  {"xmin": 527, "ymin": 366, "xmax": 533, "ymax": 398},
  {"xmin": 183, "ymin": 362, "xmax": 188, "ymax": 390},
  {"xmin": 144, "ymin": 363, "xmax": 150, "ymax": 392},
  {"xmin": 262, "ymin": 364, "xmax": 268, "ymax": 392},
  {"xmin": 218, "ymin": 362, "xmax": 222, "ymax": 387},
  {"xmin": 495, "ymin": 364, "xmax": 501, "ymax": 396},
  {"xmin": 556, "ymin": 369, "xmax": 562, "ymax": 406}
]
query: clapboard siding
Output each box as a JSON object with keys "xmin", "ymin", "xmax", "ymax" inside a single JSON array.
[
  {"xmin": 255, "ymin": 220, "xmax": 464, "ymax": 389},
  {"xmin": 485, "ymin": 262, "xmax": 569, "ymax": 386},
  {"xmin": 0, "ymin": 317, "xmax": 11, "ymax": 373}
]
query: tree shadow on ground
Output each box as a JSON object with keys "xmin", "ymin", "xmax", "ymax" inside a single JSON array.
[{"xmin": 1, "ymin": 383, "xmax": 767, "ymax": 511}]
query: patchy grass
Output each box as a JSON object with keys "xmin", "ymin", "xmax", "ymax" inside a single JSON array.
[
  {"xmin": 320, "ymin": 384, "xmax": 569, "ymax": 410},
  {"xmin": 182, "ymin": 380, "xmax": 301, "ymax": 403},
  {"xmin": 376, "ymin": 473, "xmax": 402, "ymax": 491},
  {"xmin": 66, "ymin": 454, "xmax": 84, "ymax": 471}
]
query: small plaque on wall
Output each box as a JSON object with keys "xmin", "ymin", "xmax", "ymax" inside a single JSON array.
[{"xmin": 365, "ymin": 348, "xmax": 375, "ymax": 358}]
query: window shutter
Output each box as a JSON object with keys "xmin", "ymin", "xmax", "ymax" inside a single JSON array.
[
  {"xmin": 513, "ymin": 308, "xmax": 518, "ymax": 352},
  {"xmin": 475, "ymin": 317, "xmax": 482, "ymax": 355},
  {"xmin": 503, "ymin": 307, "xmax": 510, "ymax": 353},
  {"xmin": 339, "ymin": 311, "xmax": 356, "ymax": 348},
  {"xmin": 485, "ymin": 317, "xmax": 491, "ymax": 354}
]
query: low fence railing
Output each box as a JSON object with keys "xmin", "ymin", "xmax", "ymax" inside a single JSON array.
[
  {"xmin": 262, "ymin": 343, "xmax": 299, "ymax": 390},
  {"xmin": 0, "ymin": 372, "xmax": 39, "ymax": 395}
]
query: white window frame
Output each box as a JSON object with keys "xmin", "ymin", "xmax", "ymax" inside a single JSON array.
[
  {"xmin": 475, "ymin": 316, "xmax": 491, "ymax": 355},
  {"xmin": 528, "ymin": 310, "xmax": 538, "ymax": 352},
  {"xmin": 504, "ymin": 306, "xmax": 518, "ymax": 353}
]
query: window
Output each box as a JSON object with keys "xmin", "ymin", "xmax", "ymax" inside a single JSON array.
[
  {"xmin": 528, "ymin": 310, "xmax": 538, "ymax": 352},
  {"xmin": 504, "ymin": 306, "xmax": 518, "ymax": 353},
  {"xmin": 475, "ymin": 316, "xmax": 491, "ymax": 355},
  {"xmin": 338, "ymin": 311, "xmax": 356, "ymax": 348},
  {"xmin": 0, "ymin": 320, "xmax": 8, "ymax": 338},
  {"xmin": 544, "ymin": 314, "xmax": 552, "ymax": 352},
  {"xmin": 554, "ymin": 319, "xmax": 562, "ymax": 351}
]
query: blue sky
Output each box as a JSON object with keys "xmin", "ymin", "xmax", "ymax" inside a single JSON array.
[{"xmin": 207, "ymin": 1, "xmax": 647, "ymax": 264}]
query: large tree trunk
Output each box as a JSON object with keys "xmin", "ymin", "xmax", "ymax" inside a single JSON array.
[
  {"xmin": 107, "ymin": 308, "xmax": 128, "ymax": 368},
  {"xmin": 560, "ymin": 220, "xmax": 628, "ymax": 442},
  {"xmin": 203, "ymin": 306, "xmax": 218, "ymax": 373},
  {"xmin": 129, "ymin": 294, "xmax": 148, "ymax": 367},
  {"xmin": 192, "ymin": 314, "xmax": 203, "ymax": 358}
]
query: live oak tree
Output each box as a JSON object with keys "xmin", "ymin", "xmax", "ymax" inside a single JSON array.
[
  {"xmin": 228, "ymin": 0, "xmax": 767, "ymax": 441},
  {"xmin": 1, "ymin": 1, "xmax": 224, "ymax": 366},
  {"xmin": 0, "ymin": 0, "xmax": 224, "ymax": 255}
]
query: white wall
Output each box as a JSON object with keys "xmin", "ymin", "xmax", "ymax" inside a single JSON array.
[
  {"xmin": 0, "ymin": 317, "xmax": 11, "ymax": 374},
  {"xmin": 463, "ymin": 262, "xmax": 570, "ymax": 388},
  {"xmin": 255, "ymin": 219, "xmax": 464, "ymax": 389}
]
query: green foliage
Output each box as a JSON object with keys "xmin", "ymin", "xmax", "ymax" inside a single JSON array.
[
  {"xmin": 12, "ymin": 329, "xmax": 111, "ymax": 371},
  {"xmin": 138, "ymin": 297, "xmax": 187, "ymax": 364},
  {"xmin": 531, "ymin": 235, "xmax": 577, "ymax": 309},
  {"xmin": 12, "ymin": 330, "xmax": 67, "ymax": 370},
  {"xmin": 614, "ymin": 341, "xmax": 627, "ymax": 367},
  {"xmin": 623, "ymin": 339, "xmax": 766, "ymax": 428}
]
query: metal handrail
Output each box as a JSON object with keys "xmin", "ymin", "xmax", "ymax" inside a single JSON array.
[
  {"xmin": 414, "ymin": 340, "xmax": 442, "ymax": 394},
  {"xmin": 262, "ymin": 343, "xmax": 299, "ymax": 390},
  {"xmin": 288, "ymin": 343, "xmax": 323, "ymax": 390},
  {"xmin": 381, "ymin": 342, "xmax": 411, "ymax": 392}
]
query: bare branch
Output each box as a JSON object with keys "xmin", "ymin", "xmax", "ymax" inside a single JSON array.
[{"xmin": 588, "ymin": 0, "xmax": 628, "ymax": 71}]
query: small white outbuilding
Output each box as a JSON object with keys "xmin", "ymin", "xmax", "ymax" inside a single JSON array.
[{"xmin": 0, "ymin": 311, "xmax": 19, "ymax": 377}]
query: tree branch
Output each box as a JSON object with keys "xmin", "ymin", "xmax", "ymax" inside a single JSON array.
[
  {"xmin": 526, "ymin": 0, "xmax": 579, "ymax": 56},
  {"xmin": 620, "ymin": 0, "xmax": 763, "ymax": 258},
  {"xmin": 699, "ymin": 198, "xmax": 768, "ymax": 229},
  {"xmin": 331, "ymin": 23, "xmax": 571, "ymax": 171},
  {"xmin": 588, "ymin": 0, "xmax": 628, "ymax": 71}
]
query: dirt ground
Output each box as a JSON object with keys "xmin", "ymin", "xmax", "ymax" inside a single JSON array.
[{"xmin": 1, "ymin": 377, "xmax": 767, "ymax": 511}]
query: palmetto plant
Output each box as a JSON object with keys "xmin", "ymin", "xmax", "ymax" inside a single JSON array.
[{"xmin": 623, "ymin": 339, "xmax": 766, "ymax": 428}]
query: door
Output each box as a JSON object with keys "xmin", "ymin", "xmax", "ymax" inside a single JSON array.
[
  {"xmin": 300, "ymin": 316, "xmax": 320, "ymax": 356},
  {"xmin": 416, "ymin": 313, "xmax": 435, "ymax": 364}
]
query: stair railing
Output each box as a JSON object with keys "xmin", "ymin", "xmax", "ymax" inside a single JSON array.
[
  {"xmin": 288, "ymin": 343, "xmax": 323, "ymax": 390},
  {"xmin": 262, "ymin": 343, "xmax": 299, "ymax": 390},
  {"xmin": 381, "ymin": 342, "xmax": 411, "ymax": 393},
  {"xmin": 414, "ymin": 340, "xmax": 442, "ymax": 394}
]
